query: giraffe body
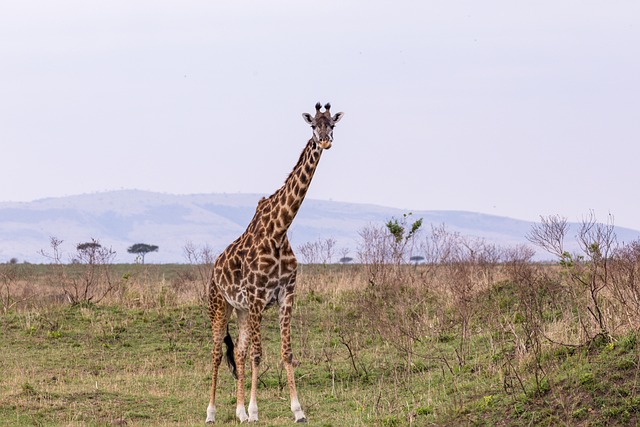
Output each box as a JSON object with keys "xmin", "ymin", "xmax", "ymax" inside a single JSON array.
[{"xmin": 206, "ymin": 103, "xmax": 343, "ymax": 424}]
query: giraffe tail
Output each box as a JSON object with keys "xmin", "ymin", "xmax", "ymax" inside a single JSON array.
[{"xmin": 224, "ymin": 325, "xmax": 238, "ymax": 379}]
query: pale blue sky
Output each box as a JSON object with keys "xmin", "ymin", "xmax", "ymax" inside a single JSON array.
[{"xmin": 1, "ymin": 1, "xmax": 639, "ymax": 229}]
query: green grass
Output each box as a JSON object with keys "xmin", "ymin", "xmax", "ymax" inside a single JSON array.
[
  {"xmin": 1, "ymin": 304, "xmax": 214, "ymax": 426},
  {"xmin": 1, "ymin": 266, "xmax": 640, "ymax": 426}
]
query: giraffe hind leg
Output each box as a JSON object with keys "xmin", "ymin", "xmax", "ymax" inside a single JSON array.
[
  {"xmin": 206, "ymin": 284, "xmax": 232, "ymax": 424},
  {"xmin": 279, "ymin": 293, "xmax": 307, "ymax": 423},
  {"xmin": 247, "ymin": 309, "xmax": 264, "ymax": 423},
  {"xmin": 234, "ymin": 309, "xmax": 251, "ymax": 423}
]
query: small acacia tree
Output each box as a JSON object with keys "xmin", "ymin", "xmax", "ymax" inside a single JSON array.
[
  {"xmin": 127, "ymin": 243, "xmax": 159, "ymax": 264},
  {"xmin": 410, "ymin": 255, "xmax": 425, "ymax": 265},
  {"xmin": 358, "ymin": 213, "xmax": 423, "ymax": 287},
  {"xmin": 386, "ymin": 213, "xmax": 423, "ymax": 264}
]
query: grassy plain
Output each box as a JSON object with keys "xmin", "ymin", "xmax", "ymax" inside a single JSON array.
[{"xmin": 1, "ymin": 263, "xmax": 639, "ymax": 426}]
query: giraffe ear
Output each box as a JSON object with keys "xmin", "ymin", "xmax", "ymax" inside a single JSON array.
[
  {"xmin": 332, "ymin": 112, "xmax": 344, "ymax": 123},
  {"xmin": 302, "ymin": 113, "xmax": 314, "ymax": 124}
]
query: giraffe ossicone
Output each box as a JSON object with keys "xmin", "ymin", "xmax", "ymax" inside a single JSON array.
[{"xmin": 206, "ymin": 103, "xmax": 344, "ymax": 424}]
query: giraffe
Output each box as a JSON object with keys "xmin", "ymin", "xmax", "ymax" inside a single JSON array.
[{"xmin": 206, "ymin": 102, "xmax": 344, "ymax": 424}]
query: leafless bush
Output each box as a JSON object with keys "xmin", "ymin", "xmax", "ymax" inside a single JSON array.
[
  {"xmin": 526, "ymin": 214, "xmax": 568, "ymax": 256},
  {"xmin": 356, "ymin": 221, "xmax": 508, "ymax": 372},
  {"xmin": 527, "ymin": 212, "xmax": 617, "ymax": 342},
  {"xmin": 434, "ymin": 230, "xmax": 503, "ymax": 365},
  {"xmin": 355, "ymin": 274, "xmax": 433, "ymax": 382},
  {"xmin": 357, "ymin": 214, "xmax": 423, "ymax": 287},
  {"xmin": 183, "ymin": 242, "xmax": 216, "ymax": 302},
  {"xmin": 422, "ymin": 224, "xmax": 454, "ymax": 264},
  {"xmin": 609, "ymin": 239, "xmax": 640, "ymax": 329},
  {"xmin": 40, "ymin": 237, "xmax": 117, "ymax": 305},
  {"xmin": 357, "ymin": 224, "xmax": 394, "ymax": 286},
  {"xmin": 501, "ymin": 244, "xmax": 549, "ymax": 395},
  {"xmin": 297, "ymin": 237, "xmax": 336, "ymax": 264}
]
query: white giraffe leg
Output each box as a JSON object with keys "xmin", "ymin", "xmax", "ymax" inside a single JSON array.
[
  {"xmin": 248, "ymin": 398, "xmax": 258, "ymax": 422},
  {"xmin": 236, "ymin": 405, "xmax": 249, "ymax": 423},
  {"xmin": 233, "ymin": 310, "xmax": 251, "ymax": 423},
  {"xmin": 205, "ymin": 403, "xmax": 216, "ymax": 424},
  {"xmin": 291, "ymin": 397, "xmax": 307, "ymax": 423},
  {"xmin": 248, "ymin": 357, "xmax": 259, "ymax": 422}
]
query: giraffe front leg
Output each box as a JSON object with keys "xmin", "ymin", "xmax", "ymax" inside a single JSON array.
[
  {"xmin": 247, "ymin": 310, "xmax": 263, "ymax": 422},
  {"xmin": 234, "ymin": 310, "xmax": 250, "ymax": 423},
  {"xmin": 279, "ymin": 294, "xmax": 307, "ymax": 423},
  {"xmin": 247, "ymin": 360, "xmax": 259, "ymax": 422}
]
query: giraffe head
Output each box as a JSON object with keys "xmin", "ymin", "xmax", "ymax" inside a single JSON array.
[{"xmin": 302, "ymin": 102, "xmax": 344, "ymax": 149}]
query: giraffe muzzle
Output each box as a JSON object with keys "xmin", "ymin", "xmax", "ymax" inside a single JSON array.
[{"xmin": 318, "ymin": 139, "xmax": 332, "ymax": 149}]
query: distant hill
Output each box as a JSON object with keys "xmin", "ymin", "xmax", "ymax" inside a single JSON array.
[{"xmin": 1, "ymin": 190, "xmax": 638, "ymax": 263}]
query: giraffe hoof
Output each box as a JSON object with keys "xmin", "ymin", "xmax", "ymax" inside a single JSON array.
[{"xmin": 295, "ymin": 417, "xmax": 307, "ymax": 423}]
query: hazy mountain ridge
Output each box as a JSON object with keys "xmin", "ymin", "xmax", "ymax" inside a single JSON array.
[{"xmin": 1, "ymin": 190, "xmax": 638, "ymax": 263}]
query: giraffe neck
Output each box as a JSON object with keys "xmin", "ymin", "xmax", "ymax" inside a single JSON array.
[{"xmin": 262, "ymin": 138, "xmax": 323, "ymax": 239}]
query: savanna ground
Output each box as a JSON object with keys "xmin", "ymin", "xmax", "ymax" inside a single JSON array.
[{"xmin": 1, "ymin": 214, "xmax": 640, "ymax": 426}]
